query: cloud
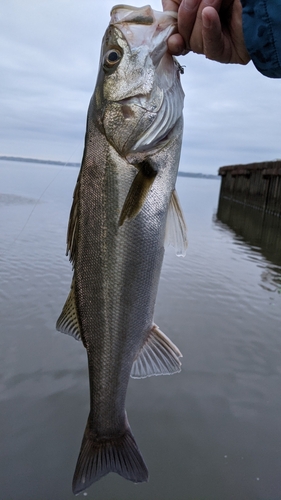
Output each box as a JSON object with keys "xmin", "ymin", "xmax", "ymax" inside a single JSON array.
[
  {"xmin": 1, "ymin": 0, "xmax": 280, "ymax": 173},
  {"xmin": 180, "ymin": 53, "xmax": 281, "ymax": 172}
]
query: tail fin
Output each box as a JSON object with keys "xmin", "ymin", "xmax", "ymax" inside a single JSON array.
[{"xmin": 72, "ymin": 417, "xmax": 148, "ymax": 494}]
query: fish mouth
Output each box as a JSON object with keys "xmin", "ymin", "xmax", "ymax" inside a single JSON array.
[
  {"xmin": 111, "ymin": 4, "xmax": 155, "ymax": 24},
  {"xmin": 110, "ymin": 4, "xmax": 178, "ymax": 24},
  {"xmin": 110, "ymin": 5, "xmax": 178, "ymax": 57}
]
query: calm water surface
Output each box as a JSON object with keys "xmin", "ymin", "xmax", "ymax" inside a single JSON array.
[{"xmin": 0, "ymin": 160, "xmax": 281, "ymax": 500}]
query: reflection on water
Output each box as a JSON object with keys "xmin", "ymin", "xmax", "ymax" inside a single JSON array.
[
  {"xmin": 1, "ymin": 161, "xmax": 281, "ymax": 500},
  {"xmin": 215, "ymin": 197, "xmax": 281, "ymax": 293}
]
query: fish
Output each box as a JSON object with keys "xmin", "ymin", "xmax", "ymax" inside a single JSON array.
[{"xmin": 56, "ymin": 3, "xmax": 187, "ymax": 494}]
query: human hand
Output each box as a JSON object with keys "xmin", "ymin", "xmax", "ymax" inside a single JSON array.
[{"xmin": 162, "ymin": 0, "xmax": 250, "ymax": 64}]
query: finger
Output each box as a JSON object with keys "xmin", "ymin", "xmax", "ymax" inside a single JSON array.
[
  {"xmin": 167, "ymin": 33, "xmax": 187, "ymax": 55},
  {"xmin": 162, "ymin": 0, "xmax": 181, "ymax": 12},
  {"xmin": 201, "ymin": 0, "xmax": 250, "ymax": 64},
  {"xmin": 177, "ymin": 0, "xmax": 202, "ymax": 50},
  {"xmin": 162, "ymin": 0, "xmax": 186, "ymax": 55},
  {"xmin": 188, "ymin": 0, "xmax": 222, "ymax": 53},
  {"xmin": 201, "ymin": 6, "xmax": 228, "ymax": 61}
]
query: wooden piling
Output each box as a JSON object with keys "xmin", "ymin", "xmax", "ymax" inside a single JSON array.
[{"xmin": 218, "ymin": 160, "xmax": 281, "ymax": 217}]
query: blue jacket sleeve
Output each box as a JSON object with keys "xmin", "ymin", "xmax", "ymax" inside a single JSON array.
[{"xmin": 241, "ymin": 0, "xmax": 281, "ymax": 78}]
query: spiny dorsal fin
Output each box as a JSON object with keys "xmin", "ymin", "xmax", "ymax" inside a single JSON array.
[
  {"xmin": 56, "ymin": 280, "xmax": 82, "ymax": 342},
  {"xmin": 66, "ymin": 173, "xmax": 80, "ymax": 266},
  {"xmin": 119, "ymin": 160, "xmax": 157, "ymax": 226},
  {"xmin": 165, "ymin": 189, "xmax": 187, "ymax": 256},
  {"xmin": 131, "ymin": 324, "xmax": 182, "ymax": 378}
]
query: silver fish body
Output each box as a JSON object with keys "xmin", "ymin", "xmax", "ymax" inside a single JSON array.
[{"xmin": 56, "ymin": 4, "xmax": 187, "ymax": 494}]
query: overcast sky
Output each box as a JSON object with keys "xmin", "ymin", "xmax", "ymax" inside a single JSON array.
[{"xmin": 1, "ymin": 0, "xmax": 281, "ymax": 174}]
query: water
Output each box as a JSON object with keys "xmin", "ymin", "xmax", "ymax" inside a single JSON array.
[{"xmin": 0, "ymin": 160, "xmax": 281, "ymax": 500}]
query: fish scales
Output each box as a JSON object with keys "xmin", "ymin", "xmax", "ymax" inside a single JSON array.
[{"xmin": 56, "ymin": 4, "xmax": 187, "ymax": 494}]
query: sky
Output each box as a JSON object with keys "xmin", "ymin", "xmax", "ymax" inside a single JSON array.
[{"xmin": 1, "ymin": 0, "xmax": 281, "ymax": 174}]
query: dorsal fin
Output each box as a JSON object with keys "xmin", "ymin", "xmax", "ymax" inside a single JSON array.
[
  {"xmin": 165, "ymin": 189, "xmax": 188, "ymax": 256},
  {"xmin": 131, "ymin": 324, "xmax": 182, "ymax": 378}
]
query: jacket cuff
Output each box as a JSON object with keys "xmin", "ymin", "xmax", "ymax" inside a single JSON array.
[{"xmin": 241, "ymin": 0, "xmax": 281, "ymax": 78}]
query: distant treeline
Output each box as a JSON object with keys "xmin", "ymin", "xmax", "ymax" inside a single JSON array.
[{"xmin": 0, "ymin": 155, "xmax": 219, "ymax": 179}]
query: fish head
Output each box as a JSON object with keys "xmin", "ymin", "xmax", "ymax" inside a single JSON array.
[{"xmin": 93, "ymin": 4, "xmax": 184, "ymax": 155}]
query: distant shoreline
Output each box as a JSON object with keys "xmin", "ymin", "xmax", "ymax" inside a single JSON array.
[
  {"xmin": 0, "ymin": 155, "xmax": 80, "ymax": 168},
  {"xmin": 177, "ymin": 171, "xmax": 219, "ymax": 180},
  {"xmin": 0, "ymin": 155, "xmax": 219, "ymax": 180}
]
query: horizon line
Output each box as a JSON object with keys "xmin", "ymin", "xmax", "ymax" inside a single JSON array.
[{"xmin": 0, "ymin": 155, "xmax": 219, "ymax": 178}]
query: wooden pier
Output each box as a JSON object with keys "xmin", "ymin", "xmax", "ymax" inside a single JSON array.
[{"xmin": 218, "ymin": 160, "xmax": 281, "ymax": 217}]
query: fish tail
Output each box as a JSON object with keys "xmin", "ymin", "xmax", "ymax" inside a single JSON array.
[{"xmin": 72, "ymin": 416, "xmax": 148, "ymax": 494}]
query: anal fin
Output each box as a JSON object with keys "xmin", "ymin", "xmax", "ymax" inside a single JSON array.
[
  {"xmin": 131, "ymin": 324, "xmax": 182, "ymax": 379},
  {"xmin": 56, "ymin": 280, "xmax": 82, "ymax": 342}
]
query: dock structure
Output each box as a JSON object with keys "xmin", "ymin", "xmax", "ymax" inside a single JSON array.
[{"xmin": 218, "ymin": 160, "xmax": 281, "ymax": 217}]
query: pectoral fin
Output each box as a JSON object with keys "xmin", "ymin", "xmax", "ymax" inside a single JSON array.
[
  {"xmin": 56, "ymin": 280, "xmax": 82, "ymax": 342},
  {"xmin": 165, "ymin": 189, "xmax": 187, "ymax": 256},
  {"xmin": 131, "ymin": 324, "xmax": 182, "ymax": 378},
  {"xmin": 119, "ymin": 160, "xmax": 157, "ymax": 226}
]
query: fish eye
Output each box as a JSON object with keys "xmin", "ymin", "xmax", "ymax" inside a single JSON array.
[{"xmin": 103, "ymin": 49, "xmax": 122, "ymax": 69}]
